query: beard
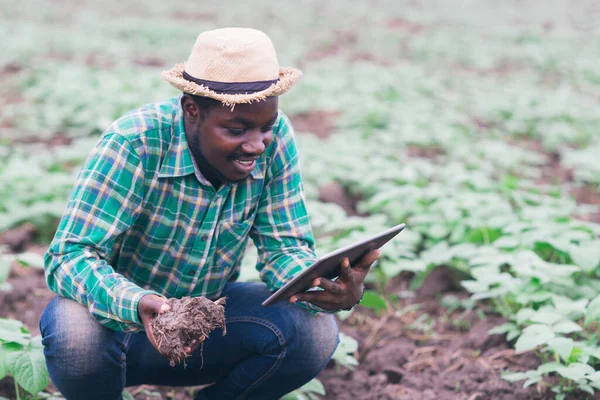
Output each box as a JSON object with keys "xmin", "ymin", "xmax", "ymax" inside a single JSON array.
[{"xmin": 187, "ymin": 133, "xmax": 245, "ymax": 186}]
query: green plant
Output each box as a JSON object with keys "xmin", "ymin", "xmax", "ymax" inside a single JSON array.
[
  {"xmin": 0, "ymin": 250, "xmax": 52, "ymax": 400},
  {"xmin": 0, "ymin": 319, "xmax": 50, "ymax": 400},
  {"xmin": 281, "ymin": 378, "xmax": 326, "ymax": 400}
]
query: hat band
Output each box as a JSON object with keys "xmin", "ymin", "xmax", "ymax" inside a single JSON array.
[{"xmin": 182, "ymin": 71, "xmax": 279, "ymax": 95}]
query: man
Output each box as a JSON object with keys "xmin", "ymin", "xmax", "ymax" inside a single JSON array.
[{"xmin": 40, "ymin": 28, "xmax": 380, "ymax": 400}]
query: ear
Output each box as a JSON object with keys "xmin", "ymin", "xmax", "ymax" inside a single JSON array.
[{"xmin": 181, "ymin": 95, "xmax": 201, "ymax": 122}]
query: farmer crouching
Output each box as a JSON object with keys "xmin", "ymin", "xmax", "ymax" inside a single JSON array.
[{"xmin": 39, "ymin": 28, "xmax": 380, "ymax": 400}]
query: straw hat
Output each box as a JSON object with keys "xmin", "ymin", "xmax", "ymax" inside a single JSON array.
[{"xmin": 161, "ymin": 28, "xmax": 302, "ymax": 105}]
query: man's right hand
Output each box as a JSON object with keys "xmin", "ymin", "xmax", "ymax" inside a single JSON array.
[{"xmin": 138, "ymin": 294, "xmax": 171, "ymax": 353}]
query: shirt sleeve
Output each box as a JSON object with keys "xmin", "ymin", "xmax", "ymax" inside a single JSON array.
[
  {"xmin": 44, "ymin": 132, "xmax": 161, "ymax": 332},
  {"xmin": 250, "ymin": 114, "xmax": 335, "ymax": 314}
]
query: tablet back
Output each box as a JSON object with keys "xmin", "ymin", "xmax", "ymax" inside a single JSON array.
[{"xmin": 262, "ymin": 223, "xmax": 405, "ymax": 307}]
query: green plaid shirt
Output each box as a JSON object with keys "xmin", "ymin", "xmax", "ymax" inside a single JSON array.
[{"xmin": 44, "ymin": 95, "xmax": 320, "ymax": 332}]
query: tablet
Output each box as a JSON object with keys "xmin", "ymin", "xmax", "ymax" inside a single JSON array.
[{"xmin": 261, "ymin": 223, "xmax": 406, "ymax": 307}]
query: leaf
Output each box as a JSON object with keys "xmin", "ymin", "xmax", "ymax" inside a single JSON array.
[
  {"xmin": 0, "ymin": 257, "xmax": 10, "ymax": 285},
  {"xmin": 515, "ymin": 330, "xmax": 555, "ymax": 352},
  {"xmin": 507, "ymin": 329, "xmax": 520, "ymax": 342},
  {"xmin": 547, "ymin": 337, "xmax": 574, "ymax": 362},
  {"xmin": 587, "ymin": 371, "xmax": 600, "ymax": 382},
  {"xmin": 336, "ymin": 309, "xmax": 353, "ymax": 321},
  {"xmin": 0, "ymin": 346, "xmax": 7, "ymax": 381},
  {"xmin": 579, "ymin": 384, "xmax": 594, "ymax": 395},
  {"xmin": 522, "ymin": 324, "xmax": 554, "ymax": 335},
  {"xmin": 530, "ymin": 310, "xmax": 563, "ymax": 325},
  {"xmin": 461, "ymin": 280, "xmax": 488, "ymax": 293},
  {"xmin": 6, "ymin": 347, "xmax": 50, "ymax": 396},
  {"xmin": 122, "ymin": 391, "xmax": 135, "ymax": 400},
  {"xmin": 0, "ymin": 318, "xmax": 29, "ymax": 346},
  {"xmin": 493, "ymin": 236, "xmax": 520, "ymax": 249},
  {"xmin": 591, "ymin": 380, "xmax": 600, "ymax": 390},
  {"xmin": 515, "ymin": 308, "xmax": 536, "ymax": 325},
  {"xmin": 15, "ymin": 252, "xmax": 45, "ymax": 269},
  {"xmin": 552, "ymin": 321, "xmax": 582, "ymax": 334},
  {"xmin": 331, "ymin": 332, "xmax": 359, "ymax": 370},
  {"xmin": 282, "ymin": 379, "xmax": 326, "ymax": 400},
  {"xmin": 502, "ymin": 372, "xmax": 527, "ymax": 382},
  {"xmin": 537, "ymin": 362, "xmax": 562, "ymax": 373},
  {"xmin": 359, "ymin": 291, "xmax": 387, "ymax": 315},
  {"xmin": 585, "ymin": 295, "xmax": 600, "ymax": 325},
  {"xmin": 552, "ymin": 296, "xmax": 588, "ymax": 317},
  {"xmin": 570, "ymin": 241, "xmax": 600, "ymax": 273},
  {"xmin": 523, "ymin": 377, "xmax": 541, "ymax": 388},
  {"xmin": 556, "ymin": 363, "xmax": 595, "ymax": 381},
  {"xmin": 488, "ymin": 323, "xmax": 516, "ymax": 335}
]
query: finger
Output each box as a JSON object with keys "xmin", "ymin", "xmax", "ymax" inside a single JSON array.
[
  {"xmin": 338, "ymin": 257, "xmax": 352, "ymax": 282},
  {"xmin": 353, "ymin": 249, "xmax": 381, "ymax": 273},
  {"xmin": 159, "ymin": 303, "xmax": 171, "ymax": 314},
  {"xmin": 290, "ymin": 290, "xmax": 336, "ymax": 307},
  {"xmin": 312, "ymin": 277, "xmax": 343, "ymax": 295},
  {"xmin": 142, "ymin": 317, "xmax": 160, "ymax": 349}
]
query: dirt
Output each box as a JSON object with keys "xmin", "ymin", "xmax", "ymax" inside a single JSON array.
[
  {"xmin": 0, "ymin": 223, "xmax": 38, "ymax": 252},
  {"xmin": 320, "ymin": 283, "xmax": 549, "ymax": 400},
  {"xmin": 0, "ymin": 246, "xmax": 54, "ymax": 337},
  {"xmin": 415, "ymin": 266, "xmax": 464, "ymax": 298},
  {"xmin": 151, "ymin": 296, "xmax": 226, "ymax": 367},
  {"xmin": 318, "ymin": 182, "xmax": 366, "ymax": 217},
  {"xmin": 305, "ymin": 31, "xmax": 358, "ymax": 62},
  {"xmin": 290, "ymin": 110, "xmax": 339, "ymax": 139},
  {"xmin": 509, "ymin": 136, "xmax": 600, "ymax": 223},
  {"xmin": 8, "ymin": 134, "xmax": 74, "ymax": 148},
  {"xmin": 133, "ymin": 56, "xmax": 167, "ymax": 67},
  {"xmin": 386, "ymin": 17, "xmax": 425, "ymax": 34},
  {"xmin": 406, "ymin": 145, "xmax": 445, "ymax": 159}
]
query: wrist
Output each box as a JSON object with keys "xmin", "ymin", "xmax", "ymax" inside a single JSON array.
[{"xmin": 341, "ymin": 286, "xmax": 365, "ymax": 311}]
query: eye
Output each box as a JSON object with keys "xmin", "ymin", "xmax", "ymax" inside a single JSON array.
[
  {"xmin": 261, "ymin": 125, "xmax": 275, "ymax": 133},
  {"xmin": 227, "ymin": 128, "xmax": 246, "ymax": 136}
]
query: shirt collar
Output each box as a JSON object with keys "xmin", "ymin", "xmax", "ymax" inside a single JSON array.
[{"xmin": 158, "ymin": 96, "xmax": 265, "ymax": 182}]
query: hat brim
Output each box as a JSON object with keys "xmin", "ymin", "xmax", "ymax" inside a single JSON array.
[{"xmin": 161, "ymin": 63, "xmax": 302, "ymax": 106}]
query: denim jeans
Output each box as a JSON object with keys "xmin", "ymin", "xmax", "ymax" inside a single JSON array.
[{"xmin": 39, "ymin": 282, "xmax": 339, "ymax": 400}]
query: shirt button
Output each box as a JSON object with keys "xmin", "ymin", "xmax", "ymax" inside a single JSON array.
[{"xmin": 188, "ymin": 269, "xmax": 197, "ymax": 276}]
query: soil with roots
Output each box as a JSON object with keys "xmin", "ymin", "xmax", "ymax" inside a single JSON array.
[{"xmin": 151, "ymin": 296, "xmax": 227, "ymax": 367}]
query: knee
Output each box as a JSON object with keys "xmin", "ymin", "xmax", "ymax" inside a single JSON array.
[
  {"xmin": 285, "ymin": 311, "xmax": 340, "ymax": 376},
  {"xmin": 40, "ymin": 297, "xmax": 125, "ymax": 377}
]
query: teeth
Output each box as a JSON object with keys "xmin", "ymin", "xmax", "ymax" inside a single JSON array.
[{"xmin": 236, "ymin": 159, "xmax": 254, "ymax": 165}]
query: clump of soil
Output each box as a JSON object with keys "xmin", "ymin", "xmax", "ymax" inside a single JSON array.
[{"xmin": 151, "ymin": 296, "xmax": 227, "ymax": 367}]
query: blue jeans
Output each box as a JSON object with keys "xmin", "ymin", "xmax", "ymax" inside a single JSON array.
[{"xmin": 39, "ymin": 282, "xmax": 339, "ymax": 400}]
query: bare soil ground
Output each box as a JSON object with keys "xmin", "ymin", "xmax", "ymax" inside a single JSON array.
[
  {"xmin": 290, "ymin": 110, "xmax": 340, "ymax": 139},
  {"xmin": 320, "ymin": 271, "xmax": 548, "ymax": 400}
]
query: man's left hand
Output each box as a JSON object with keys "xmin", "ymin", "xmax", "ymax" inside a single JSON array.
[{"xmin": 289, "ymin": 249, "xmax": 381, "ymax": 310}]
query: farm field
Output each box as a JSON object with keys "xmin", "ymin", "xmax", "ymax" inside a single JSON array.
[{"xmin": 1, "ymin": 0, "xmax": 600, "ymax": 399}]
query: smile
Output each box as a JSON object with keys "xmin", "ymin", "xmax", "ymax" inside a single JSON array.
[
  {"xmin": 235, "ymin": 159, "xmax": 255, "ymax": 166},
  {"xmin": 232, "ymin": 158, "xmax": 257, "ymax": 174}
]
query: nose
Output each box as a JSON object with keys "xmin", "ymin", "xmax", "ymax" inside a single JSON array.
[{"xmin": 241, "ymin": 128, "xmax": 273, "ymax": 155}]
